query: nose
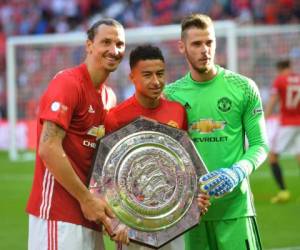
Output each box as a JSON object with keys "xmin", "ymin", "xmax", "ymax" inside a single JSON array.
[
  {"xmin": 108, "ymin": 44, "xmax": 118, "ymax": 56},
  {"xmin": 200, "ymin": 44, "xmax": 208, "ymax": 54},
  {"xmin": 152, "ymin": 75, "xmax": 160, "ymax": 86}
]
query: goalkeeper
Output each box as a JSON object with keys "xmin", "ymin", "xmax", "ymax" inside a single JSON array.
[{"xmin": 164, "ymin": 14, "xmax": 269, "ymax": 250}]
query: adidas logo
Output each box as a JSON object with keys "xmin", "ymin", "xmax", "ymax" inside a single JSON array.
[
  {"xmin": 88, "ymin": 105, "xmax": 95, "ymax": 113},
  {"xmin": 184, "ymin": 102, "xmax": 191, "ymax": 110}
]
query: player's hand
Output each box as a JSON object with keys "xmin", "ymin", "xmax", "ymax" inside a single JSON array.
[
  {"xmin": 197, "ymin": 192, "xmax": 211, "ymax": 216},
  {"xmin": 80, "ymin": 193, "xmax": 115, "ymax": 235},
  {"xmin": 199, "ymin": 164, "xmax": 247, "ymax": 197},
  {"xmin": 111, "ymin": 223, "xmax": 129, "ymax": 245}
]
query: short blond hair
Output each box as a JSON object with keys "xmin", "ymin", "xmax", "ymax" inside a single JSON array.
[{"xmin": 181, "ymin": 14, "xmax": 213, "ymax": 39}]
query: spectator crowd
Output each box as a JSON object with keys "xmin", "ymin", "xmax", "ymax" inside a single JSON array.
[{"xmin": 1, "ymin": 0, "xmax": 300, "ymax": 119}]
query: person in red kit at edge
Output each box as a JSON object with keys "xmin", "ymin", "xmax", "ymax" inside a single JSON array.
[
  {"xmin": 104, "ymin": 44, "xmax": 211, "ymax": 250},
  {"xmin": 265, "ymin": 59, "xmax": 300, "ymax": 203},
  {"xmin": 26, "ymin": 18, "xmax": 129, "ymax": 250}
]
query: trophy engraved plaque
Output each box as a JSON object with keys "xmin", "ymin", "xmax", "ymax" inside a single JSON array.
[{"xmin": 89, "ymin": 117, "xmax": 208, "ymax": 248}]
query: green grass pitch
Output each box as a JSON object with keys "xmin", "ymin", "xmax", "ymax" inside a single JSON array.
[{"xmin": 0, "ymin": 151, "xmax": 299, "ymax": 249}]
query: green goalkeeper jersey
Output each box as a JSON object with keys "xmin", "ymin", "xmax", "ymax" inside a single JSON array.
[{"xmin": 164, "ymin": 65, "xmax": 269, "ymax": 220}]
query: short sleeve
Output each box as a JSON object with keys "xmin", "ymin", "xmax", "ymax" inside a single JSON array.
[{"xmin": 39, "ymin": 72, "xmax": 80, "ymax": 130}]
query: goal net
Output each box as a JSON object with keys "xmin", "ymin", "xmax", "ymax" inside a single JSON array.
[
  {"xmin": 6, "ymin": 21, "xmax": 300, "ymax": 160},
  {"xmin": 6, "ymin": 21, "xmax": 236, "ymax": 161}
]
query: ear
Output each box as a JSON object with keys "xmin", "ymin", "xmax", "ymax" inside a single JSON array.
[
  {"xmin": 129, "ymin": 71, "xmax": 134, "ymax": 82},
  {"xmin": 178, "ymin": 40, "xmax": 185, "ymax": 54},
  {"xmin": 86, "ymin": 39, "xmax": 92, "ymax": 54}
]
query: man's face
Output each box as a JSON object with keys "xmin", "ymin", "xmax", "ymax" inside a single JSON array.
[
  {"xmin": 86, "ymin": 24, "xmax": 125, "ymax": 72},
  {"xmin": 130, "ymin": 59, "xmax": 165, "ymax": 100},
  {"xmin": 180, "ymin": 26, "xmax": 216, "ymax": 74}
]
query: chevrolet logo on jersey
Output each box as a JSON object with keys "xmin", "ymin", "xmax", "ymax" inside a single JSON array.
[
  {"xmin": 189, "ymin": 119, "xmax": 226, "ymax": 134},
  {"xmin": 87, "ymin": 125, "xmax": 105, "ymax": 140}
]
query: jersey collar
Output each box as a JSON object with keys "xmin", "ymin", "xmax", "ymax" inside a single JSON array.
[{"xmin": 187, "ymin": 65, "xmax": 224, "ymax": 86}]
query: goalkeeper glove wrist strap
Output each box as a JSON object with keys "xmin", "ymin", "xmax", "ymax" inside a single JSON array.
[{"xmin": 232, "ymin": 160, "xmax": 253, "ymax": 182}]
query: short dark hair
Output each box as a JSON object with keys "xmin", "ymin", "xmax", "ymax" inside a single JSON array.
[
  {"xmin": 129, "ymin": 44, "xmax": 165, "ymax": 70},
  {"xmin": 181, "ymin": 14, "xmax": 213, "ymax": 39},
  {"xmin": 87, "ymin": 18, "xmax": 123, "ymax": 41},
  {"xmin": 276, "ymin": 59, "xmax": 290, "ymax": 70}
]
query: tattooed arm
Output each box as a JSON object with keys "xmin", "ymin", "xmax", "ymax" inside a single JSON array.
[{"xmin": 38, "ymin": 121, "xmax": 119, "ymax": 237}]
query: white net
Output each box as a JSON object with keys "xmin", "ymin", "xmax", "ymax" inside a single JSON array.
[
  {"xmin": 15, "ymin": 45, "xmax": 85, "ymax": 119},
  {"xmin": 6, "ymin": 22, "xmax": 300, "ymax": 160},
  {"xmin": 236, "ymin": 26, "xmax": 300, "ymax": 103},
  {"xmin": 10, "ymin": 23, "xmax": 234, "ymax": 120},
  {"xmin": 6, "ymin": 21, "xmax": 235, "ymax": 160}
]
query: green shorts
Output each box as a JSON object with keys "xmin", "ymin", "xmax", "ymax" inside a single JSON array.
[{"xmin": 184, "ymin": 217, "xmax": 262, "ymax": 250}]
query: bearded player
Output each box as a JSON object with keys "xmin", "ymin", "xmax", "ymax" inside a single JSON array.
[
  {"xmin": 26, "ymin": 19, "xmax": 129, "ymax": 249},
  {"xmin": 164, "ymin": 14, "xmax": 269, "ymax": 250}
]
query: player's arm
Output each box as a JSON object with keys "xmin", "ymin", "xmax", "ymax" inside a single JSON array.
[
  {"xmin": 200, "ymin": 80, "xmax": 269, "ymax": 197},
  {"xmin": 39, "ymin": 121, "xmax": 116, "ymax": 235},
  {"xmin": 239, "ymin": 80, "xmax": 269, "ymax": 171}
]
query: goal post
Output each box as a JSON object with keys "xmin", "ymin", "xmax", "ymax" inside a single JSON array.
[
  {"xmin": 6, "ymin": 33, "xmax": 88, "ymax": 161},
  {"xmin": 7, "ymin": 22, "xmax": 300, "ymax": 161},
  {"xmin": 6, "ymin": 20, "xmax": 237, "ymax": 161}
]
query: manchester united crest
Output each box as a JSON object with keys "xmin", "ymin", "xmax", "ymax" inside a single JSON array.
[{"xmin": 217, "ymin": 97, "xmax": 232, "ymax": 112}]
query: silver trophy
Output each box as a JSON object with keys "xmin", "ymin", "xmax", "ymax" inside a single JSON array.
[{"xmin": 88, "ymin": 117, "xmax": 208, "ymax": 248}]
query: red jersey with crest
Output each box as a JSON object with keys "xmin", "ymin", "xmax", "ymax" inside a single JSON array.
[
  {"xmin": 272, "ymin": 73, "xmax": 300, "ymax": 125},
  {"xmin": 26, "ymin": 64, "xmax": 112, "ymax": 230},
  {"xmin": 104, "ymin": 95, "xmax": 187, "ymax": 133}
]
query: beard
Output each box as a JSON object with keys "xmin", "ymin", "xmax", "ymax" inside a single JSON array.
[
  {"xmin": 194, "ymin": 65, "xmax": 209, "ymax": 74},
  {"xmin": 185, "ymin": 50, "xmax": 212, "ymax": 74}
]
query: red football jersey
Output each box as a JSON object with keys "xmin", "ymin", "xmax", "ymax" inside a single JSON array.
[
  {"xmin": 26, "ymin": 64, "xmax": 110, "ymax": 230},
  {"xmin": 104, "ymin": 95, "xmax": 187, "ymax": 133},
  {"xmin": 272, "ymin": 73, "xmax": 300, "ymax": 125}
]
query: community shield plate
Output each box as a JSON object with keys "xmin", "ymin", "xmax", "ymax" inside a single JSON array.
[{"xmin": 89, "ymin": 117, "xmax": 208, "ymax": 248}]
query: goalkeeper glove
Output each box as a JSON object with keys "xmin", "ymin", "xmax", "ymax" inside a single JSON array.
[{"xmin": 199, "ymin": 164, "xmax": 250, "ymax": 197}]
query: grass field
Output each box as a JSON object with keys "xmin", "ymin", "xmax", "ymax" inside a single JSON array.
[{"xmin": 0, "ymin": 151, "xmax": 299, "ymax": 250}]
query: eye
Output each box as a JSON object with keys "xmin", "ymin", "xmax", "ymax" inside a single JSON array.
[
  {"xmin": 206, "ymin": 40, "xmax": 213, "ymax": 47},
  {"xmin": 116, "ymin": 41, "xmax": 124, "ymax": 49},
  {"xmin": 102, "ymin": 39, "xmax": 111, "ymax": 46},
  {"xmin": 192, "ymin": 41, "xmax": 201, "ymax": 47},
  {"xmin": 157, "ymin": 72, "xmax": 164, "ymax": 78},
  {"xmin": 143, "ymin": 74, "xmax": 151, "ymax": 78}
]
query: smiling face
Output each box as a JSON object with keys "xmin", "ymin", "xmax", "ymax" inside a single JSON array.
[
  {"xmin": 86, "ymin": 24, "xmax": 125, "ymax": 72},
  {"xmin": 180, "ymin": 26, "xmax": 216, "ymax": 77},
  {"xmin": 130, "ymin": 59, "xmax": 165, "ymax": 105}
]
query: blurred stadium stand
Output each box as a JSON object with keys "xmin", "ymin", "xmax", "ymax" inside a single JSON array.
[
  {"xmin": 1, "ymin": 0, "xmax": 300, "ymax": 156},
  {"xmin": 1, "ymin": 0, "xmax": 300, "ymax": 119}
]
